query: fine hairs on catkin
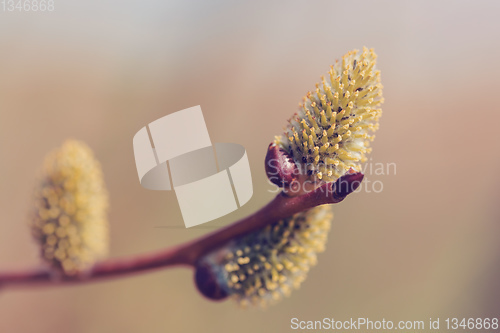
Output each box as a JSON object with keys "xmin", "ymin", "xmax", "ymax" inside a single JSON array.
[{"xmin": 274, "ymin": 47, "xmax": 383, "ymax": 185}]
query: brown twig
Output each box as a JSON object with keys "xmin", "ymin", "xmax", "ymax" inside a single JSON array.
[{"xmin": 0, "ymin": 172, "xmax": 363, "ymax": 289}]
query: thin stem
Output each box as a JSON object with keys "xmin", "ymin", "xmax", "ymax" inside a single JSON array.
[{"xmin": 0, "ymin": 172, "xmax": 363, "ymax": 289}]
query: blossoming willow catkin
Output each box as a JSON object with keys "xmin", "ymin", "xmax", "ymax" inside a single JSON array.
[
  {"xmin": 195, "ymin": 205, "xmax": 333, "ymax": 307},
  {"xmin": 31, "ymin": 140, "xmax": 109, "ymax": 276},
  {"xmin": 275, "ymin": 47, "xmax": 383, "ymax": 183}
]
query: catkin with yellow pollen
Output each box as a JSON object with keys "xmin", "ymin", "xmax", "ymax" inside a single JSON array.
[
  {"xmin": 275, "ymin": 47, "xmax": 383, "ymax": 183},
  {"xmin": 195, "ymin": 205, "xmax": 333, "ymax": 307},
  {"xmin": 30, "ymin": 140, "xmax": 109, "ymax": 276}
]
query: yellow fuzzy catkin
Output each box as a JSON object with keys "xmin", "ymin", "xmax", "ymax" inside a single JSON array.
[
  {"xmin": 198, "ymin": 205, "xmax": 333, "ymax": 307},
  {"xmin": 276, "ymin": 47, "xmax": 383, "ymax": 183},
  {"xmin": 30, "ymin": 140, "xmax": 109, "ymax": 276}
]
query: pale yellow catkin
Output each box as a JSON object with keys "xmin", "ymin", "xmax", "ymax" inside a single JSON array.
[
  {"xmin": 198, "ymin": 205, "xmax": 333, "ymax": 308},
  {"xmin": 276, "ymin": 47, "xmax": 384, "ymax": 183},
  {"xmin": 30, "ymin": 140, "xmax": 109, "ymax": 276}
]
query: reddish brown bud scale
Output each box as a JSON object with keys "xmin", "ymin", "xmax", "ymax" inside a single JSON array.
[
  {"xmin": 330, "ymin": 169, "xmax": 364, "ymax": 200},
  {"xmin": 264, "ymin": 143, "xmax": 299, "ymax": 188}
]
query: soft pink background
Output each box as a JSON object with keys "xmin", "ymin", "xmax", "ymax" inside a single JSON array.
[{"xmin": 1, "ymin": 1, "xmax": 499, "ymax": 332}]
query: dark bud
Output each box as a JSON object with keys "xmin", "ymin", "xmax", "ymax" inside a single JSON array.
[
  {"xmin": 265, "ymin": 143, "xmax": 300, "ymax": 188},
  {"xmin": 331, "ymin": 169, "xmax": 364, "ymax": 200},
  {"xmin": 194, "ymin": 261, "xmax": 229, "ymax": 301}
]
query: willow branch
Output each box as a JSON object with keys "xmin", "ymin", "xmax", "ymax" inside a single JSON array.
[{"xmin": 0, "ymin": 172, "xmax": 363, "ymax": 289}]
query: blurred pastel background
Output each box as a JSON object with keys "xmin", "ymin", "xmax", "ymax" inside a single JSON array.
[{"xmin": 1, "ymin": 1, "xmax": 499, "ymax": 332}]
